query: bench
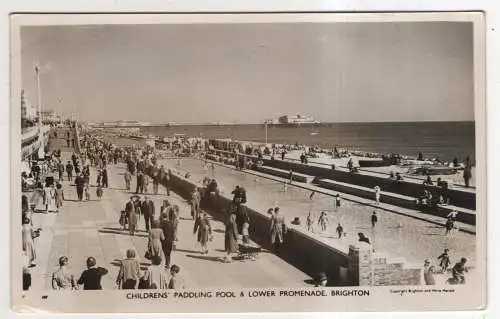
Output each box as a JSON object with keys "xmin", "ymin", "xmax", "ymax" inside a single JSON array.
[
  {"xmin": 316, "ymin": 178, "xmax": 417, "ymax": 210},
  {"xmin": 254, "ymin": 165, "xmax": 315, "ymax": 183}
]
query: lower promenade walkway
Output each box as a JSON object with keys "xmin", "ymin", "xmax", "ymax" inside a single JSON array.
[{"xmin": 28, "ymin": 138, "xmax": 310, "ymax": 292}]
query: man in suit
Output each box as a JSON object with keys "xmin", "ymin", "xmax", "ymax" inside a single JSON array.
[
  {"xmin": 136, "ymin": 172, "xmax": 145, "ymax": 194},
  {"xmin": 269, "ymin": 207, "xmax": 287, "ymax": 253},
  {"xmin": 74, "ymin": 174, "xmax": 86, "ymax": 201},
  {"xmin": 160, "ymin": 209, "xmax": 175, "ymax": 269},
  {"xmin": 141, "ymin": 196, "xmax": 155, "ymax": 232}
]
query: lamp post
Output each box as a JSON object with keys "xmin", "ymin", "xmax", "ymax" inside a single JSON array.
[
  {"xmin": 265, "ymin": 121, "xmax": 268, "ymax": 144},
  {"xmin": 35, "ymin": 64, "xmax": 45, "ymax": 159}
]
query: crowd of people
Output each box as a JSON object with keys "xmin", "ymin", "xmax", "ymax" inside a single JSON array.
[{"xmin": 21, "ymin": 126, "xmax": 472, "ymax": 291}]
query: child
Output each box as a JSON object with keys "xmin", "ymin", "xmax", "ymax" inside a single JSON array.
[
  {"xmin": 334, "ymin": 194, "xmax": 341, "ymax": 211},
  {"xmin": 318, "ymin": 212, "xmax": 329, "ymax": 232},
  {"xmin": 84, "ymin": 184, "xmax": 90, "ymax": 201},
  {"xmin": 336, "ymin": 223, "xmax": 344, "ymax": 238},
  {"xmin": 371, "ymin": 211, "xmax": 378, "ymax": 228},
  {"xmin": 438, "ymin": 249, "xmax": 451, "ymax": 273},
  {"xmin": 242, "ymin": 222, "xmax": 250, "ymax": 245},
  {"xmin": 374, "ymin": 186, "xmax": 381, "ymax": 205},
  {"xmin": 306, "ymin": 210, "xmax": 314, "ymax": 232},
  {"xmin": 96, "ymin": 185, "xmax": 103, "ymax": 201},
  {"xmin": 96, "ymin": 170, "xmax": 102, "ymax": 187}
]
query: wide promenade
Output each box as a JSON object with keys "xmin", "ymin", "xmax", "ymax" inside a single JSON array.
[{"xmin": 28, "ymin": 136, "xmax": 310, "ymax": 292}]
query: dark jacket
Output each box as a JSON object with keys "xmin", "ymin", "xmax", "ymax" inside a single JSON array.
[
  {"xmin": 141, "ymin": 200, "xmax": 155, "ymax": 217},
  {"xmin": 77, "ymin": 267, "xmax": 108, "ymax": 290}
]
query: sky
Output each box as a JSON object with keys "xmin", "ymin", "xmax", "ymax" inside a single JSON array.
[{"xmin": 20, "ymin": 21, "xmax": 474, "ymax": 124}]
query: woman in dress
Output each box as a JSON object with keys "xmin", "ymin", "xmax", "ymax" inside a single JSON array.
[
  {"xmin": 140, "ymin": 255, "xmax": 168, "ymax": 289},
  {"xmin": 55, "ymin": 183, "xmax": 64, "ymax": 210},
  {"xmin": 193, "ymin": 212, "xmax": 212, "ymax": 255},
  {"xmin": 169, "ymin": 205, "xmax": 180, "ymax": 241},
  {"xmin": 127, "ymin": 199, "xmax": 139, "ymax": 236},
  {"xmin": 148, "ymin": 220, "xmax": 165, "ymax": 259},
  {"xmin": 22, "ymin": 211, "xmax": 36, "ymax": 267},
  {"xmin": 44, "ymin": 184, "xmax": 57, "ymax": 213},
  {"xmin": 223, "ymin": 213, "xmax": 238, "ymax": 263}
]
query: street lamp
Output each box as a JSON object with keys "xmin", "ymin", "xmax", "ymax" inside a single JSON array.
[{"xmin": 35, "ymin": 64, "xmax": 45, "ymax": 159}]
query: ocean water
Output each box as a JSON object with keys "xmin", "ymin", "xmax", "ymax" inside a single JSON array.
[{"xmin": 141, "ymin": 121, "xmax": 475, "ymax": 162}]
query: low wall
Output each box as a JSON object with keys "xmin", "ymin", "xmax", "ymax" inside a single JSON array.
[
  {"xmin": 209, "ymin": 149, "xmax": 475, "ymax": 211},
  {"xmin": 255, "ymin": 166, "xmax": 313, "ymax": 183},
  {"xmin": 349, "ymin": 244, "xmax": 422, "ymax": 286}
]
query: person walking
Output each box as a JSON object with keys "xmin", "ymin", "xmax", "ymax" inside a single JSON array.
[
  {"xmin": 58, "ymin": 162, "xmax": 65, "ymax": 181},
  {"xmin": 160, "ymin": 211, "xmax": 175, "ymax": 269},
  {"xmin": 223, "ymin": 213, "xmax": 238, "ymax": 263},
  {"xmin": 22, "ymin": 212, "xmax": 36, "ymax": 267},
  {"xmin": 190, "ymin": 188, "xmax": 201, "ymax": 220},
  {"xmin": 51, "ymin": 256, "xmax": 76, "ymax": 290},
  {"xmin": 44, "ymin": 184, "xmax": 57, "ymax": 213},
  {"xmin": 136, "ymin": 171, "xmax": 145, "ymax": 194},
  {"xmin": 336, "ymin": 223, "xmax": 344, "ymax": 238},
  {"xmin": 334, "ymin": 194, "xmax": 341, "ymax": 211},
  {"xmin": 74, "ymin": 174, "xmax": 86, "ymax": 201},
  {"xmin": 269, "ymin": 207, "xmax": 287, "ymax": 253},
  {"xmin": 152, "ymin": 168, "xmax": 160, "ymax": 195},
  {"xmin": 55, "ymin": 183, "xmax": 64, "ymax": 210},
  {"xmin": 148, "ymin": 220, "xmax": 165, "ymax": 260},
  {"xmin": 374, "ymin": 186, "xmax": 381, "ymax": 205},
  {"xmin": 124, "ymin": 170, "xmax": 131, "ymax": 191},
  {"xmin": 194, "ymin": 212, "xmax": 212, "ymax": 255},
  {"xmin": 141, "ymin": 196, "xmax": 155, "ymax": 232},
  {"xmin": 438, "ymin": 249, "xmax": 451, "ymax": 273},
  {"xmin": 371, "ymin": 211, "xmax": 378, "ymax": 228},
  {"xmin": 317, "ymin": 212, "xmax": 329, "ymax": 232},
  {"xmin": 125, "ymin": 197, "xmax": 138, "ymax": 236},
  {"xmin": 101, "ymin": 167, "xmax": 109, "ymax": 188},
  {"xmin": 96, "ymin": 185, "xmax": 103, "ymax": 200},
  {"xmin": 170, "ymin": 205, "xmax": 180, "ymax": 241},
  {"xmin": 77, "ymin": 257, "xmax": 108, "ymax": 290},
  {"xmin": 144, "ymin": 174, "xmax": 150, "ymax": 194},
  {"xmin": 306, "ymin": 210, "xmax": 314, "ymax": 232},
  {"xmin": 116, "ymin": 249, "xmax": 141, "ymax": 289}
]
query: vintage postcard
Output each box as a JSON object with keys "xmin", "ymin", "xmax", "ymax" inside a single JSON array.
[{"xmin": 10, "ymin": 12, "xmax": 486, "ymax": 313}]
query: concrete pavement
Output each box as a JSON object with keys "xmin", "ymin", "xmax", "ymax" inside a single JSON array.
[{"xmin": 28, "ymin": 155, "xmax": 311, "ymax": 292}]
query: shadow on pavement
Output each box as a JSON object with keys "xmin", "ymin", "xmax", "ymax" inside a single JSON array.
[
  {"xmin": 186, "ymin": 254, "xmax": 222, "ymax": 262},
  {"xmin": 174, "ymin": 248, "xmax": 201, "ymax": 254},
  {"xmin": 98, "ymin": 228, "xmax": 148, "ymax": 238}
]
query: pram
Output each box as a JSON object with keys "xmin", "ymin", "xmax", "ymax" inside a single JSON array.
[{"xmin": 235, "ymin": 243, "xmax": 261, "ymax": 261}]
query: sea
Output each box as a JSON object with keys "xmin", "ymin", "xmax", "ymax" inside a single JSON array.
[{"xmin": 140, "ymin": 121, "xmax": 475, "ymax": 162}]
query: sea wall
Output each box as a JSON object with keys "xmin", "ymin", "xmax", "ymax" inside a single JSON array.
[{"xmin": 162, "ymin": 169, "xmax": 422, "ymax": 287}]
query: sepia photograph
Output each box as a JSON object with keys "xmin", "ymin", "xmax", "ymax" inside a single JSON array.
[{"xmin": 10, "ymin": 13, "xmax": 486, "ymax": 313}]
